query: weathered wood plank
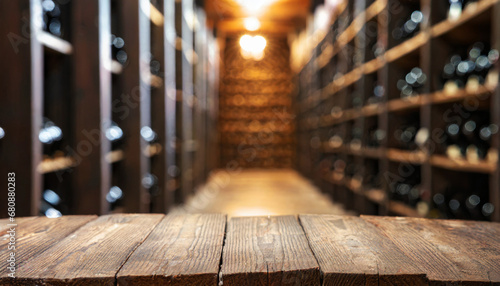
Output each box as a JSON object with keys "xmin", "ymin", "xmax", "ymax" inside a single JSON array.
[
  {"xmin": 13, "ymin": 214, "xmax": 163, "ymax": 285},
  {"xmin": 221, "ymin": 215, "xmax": 320, "ymax": 286},
  {"xmin": 399, "ymin": 218, "xmax": 500, "ymax": 284},
  {"xmin": 117, "ymin": 214, "xmax": 226, "ymax": 285},
  {"xmin": 362, "ymin": 216, "xmax": 491, "ymax": 285},
  {"xmin": 0, "ymin": 216, "xmax": 96, "ymax": 283},
  {"xmin": 0, "ymin": 217, "xmax": 37, "ymax": 233},
  {"xmin": 299, "ymin": 214, "xmax": 427, "ymax": 286}
]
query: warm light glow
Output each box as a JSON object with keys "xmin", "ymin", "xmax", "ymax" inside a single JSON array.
[
  {"xmin": 236, "ymin": 0, "xmax": 275, "ymax": 15},
  {"xmin": 243, "ymin": 17, "xmax": 261, "ymax": 31},
  {"xmin": 325, "ymin": 0, "xmax": 342, "ymax": 9},
  {"xmin": 239, "ymin": 34, "xmax": 267, "ymax": 60},
  {"xmin": 314, "ymin": 5, "xmax": 331, "ymax": 31},
  {"xmin": 149, "ymin": 3, "xmax": 164, "ymax": 26}
]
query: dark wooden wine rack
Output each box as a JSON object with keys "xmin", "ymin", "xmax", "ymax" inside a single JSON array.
[
  {"xmin": 0, "ymin": 0, "xmax": 219, "ymax": 217},
  {"xmin": 295, "ymin": 0, "xmax": 500, "ymax": 221}
]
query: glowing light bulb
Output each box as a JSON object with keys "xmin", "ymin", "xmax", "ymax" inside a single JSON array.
[
  {"xmin": 244, "ymin": 17, "xmax": 260, "ymax": 31},
  {"xmin": 253, "ymin": 35, "xmax": 266, "ymax": 51},
  {"xmin": 239, "ymin": 34, "xmax": 267, "ymax": 61}
]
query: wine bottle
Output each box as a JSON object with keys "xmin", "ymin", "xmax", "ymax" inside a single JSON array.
[
  {"xmin": 43, "ymin": 189, "xmax": 61, "ymax": 206},
  {"xmin": 141, "ymin": 126, "xmax": 158, "ymax": 143},
  {"xmin": 366, "ymin": 84, "xmax": 384, "ymax": 104},
  {"xmin": 105, "ymin": 121, "xmax": 124, "ymax": 149},
  {"xmin": 42, "ymin": 0, "xmax": 63, "ymax": 37},
  {"xmin": 397, "ymin": 67, "xmax": 427, "ymax": 98},
  {"xmin": 396, "ymin": 125, "xmax": 418, "ymax": 150},
  {"xmin": 40, "ymin": 201, "xmax": 62, "ymax": 218},
  {"xmin": 465, "ymin": 193, "xmax": 483, "ymax": 220},
  {"xmin": 39, "ymin": 118, "xmax": 63, "ymax": 156},
  {"xmin": 392, "ymin": 10, "xmax": 424, "ymax": 41},
  {"xmin": 111, "ymin": 34, "xmax": 128, "ymax": 64},
  {"xmin": 106, "ymin": 186, "xmax": 123, "ymax": 204}
]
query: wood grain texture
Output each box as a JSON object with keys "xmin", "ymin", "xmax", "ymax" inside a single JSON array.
[
  {"xmin": 0, "ymin": 217, "xmax": 37, "ymax": 233},
  {"xmin": 0, "ymin": 216, "xmax": 96, "ymax": 282},
  {"xmin": 362, "ymin": 216, "xmax": 491, "ymax": 285},
  {"xmin": 402, "ymin": 218, "xmax": 500, "ymax": 284},
  {"xmin": 221, "ymin": 215, "xmax": 320, "ymax": 286},
  {"xmin": 117, "ymin": 214, "xmax": 226, "ymax": 286},
  {"xmin": 299, "ymin": 214, "xmax": 427, "ymax": 286},
  {"xmin": 13, "ymin": 214, "xmax": 163, "ymax": 286}
]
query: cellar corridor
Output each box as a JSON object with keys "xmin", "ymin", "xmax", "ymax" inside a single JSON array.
[
  {"xmin": 173, "ymin": 169, "xmax": 350, "ymax": 217},
  {"xmin": 3, "ymin": 0, "xmax": 500, "ymax": 284}
]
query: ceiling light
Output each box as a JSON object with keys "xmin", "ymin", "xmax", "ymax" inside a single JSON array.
[
  {"xmin": 236, "ymin": 0, "xmax": 275, "ymax": 15},
  {"xmin": 239, "ymin": 34, "xmax": 267, "ymax": 61},
  {"xmin": 243, "ymin": 17, "xmax": 261, "ymax": 31}
]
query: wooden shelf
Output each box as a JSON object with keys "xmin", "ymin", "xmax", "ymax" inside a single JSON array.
[
  {"xmin": 429, "ymin": 83, "xmax": 496, "ymax": 105},
  {"xmin": 384, "ymin": 32, "xmax": 428, "ymax": 63},
  {"xmin": 430, "ymin": 155, "xmax": 496, "ymax": 174},
  {"xmin": 106, "ymin": 150, "xmax": 124, "ymax": 164},
  {"xmin": 365, "ymin": 188, "xmax": 385, "ymax": 204},
  {"xmin": 141, "ymin": 72, "xmax": 164, "ymax": 88},
  {"xmin": 309, "ymin": 83, "xmax": 496, "ymax": 130},
  {"xmin": 110, "ymin": 60, "xmax": 123, "ymax": 74},
  {"xmin": 38, "ymin": 31, "xmax": 73, "ymax": 55},
  {"xmin": 144, "ymin": 143, "xmax": 163, "ymax": 157},
  {"xmin": 387, "ymin": 96, "xmax": 424, "ymax": 113},
  {"xmin": 149, "ymin": 2, "xmax": 164, "ymax": 27},
  {"xmin": 387, "ymin": 149, "xmax": 427, "ymax": 164},
  {"xmin": 37, "ymin": 156, "xmax": 75, "ymax": 174},
  {"xmin": 431, "ymin": 0, "xmax": 498, "ymax": 38},
  {"xmin": 322, "ymin": 173, "xmax": 345, "ymax": 186},
  {"xmin": 345, "ymin": 177, "xmax": 363, "ymax": 194},
  {"xmin": 389, "ymin": 200, "xmax": 424, "ymax": 217},
  {"xmin": 363, "ymin": 147, "xmax": 384, "ymax": 159}
]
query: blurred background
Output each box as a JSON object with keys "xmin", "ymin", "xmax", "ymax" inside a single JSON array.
[{"xmin": 0, "ymin": 0, "xmax": 499, "ymax": 222}]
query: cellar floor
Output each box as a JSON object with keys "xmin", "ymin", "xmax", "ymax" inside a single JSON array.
[{"xmin": 173, "ymin": 169, "xmax": 350, "ymax": 217}]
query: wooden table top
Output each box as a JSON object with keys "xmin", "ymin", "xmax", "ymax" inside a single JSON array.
[{"xmin": 1, "ymin": 214, "xmax": 499, "ymax": 285}]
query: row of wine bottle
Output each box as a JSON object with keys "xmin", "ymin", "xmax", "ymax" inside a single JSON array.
[
  {"xmin": 444, "ymin": 113, "xmax": 497, "ymax": 160},
  {"xmin": 390, "ymin": 0, "xmax": 481, "ymax": 43},
  {"xmin": 39, "ymin": 118, "xmax": 159, "ymax": 155},
  {"xmin": 324, "ymin": 158, "xmax": 495, "ymax": 220},
  {"xmin": 41, "ymin": 173, "xmax": 164, "ymax": 215},
  {"xmin": 441, "ymin": 42, "xmax": 499, "ymax": 89},
  {"xmin": 431, "ymin": 188, "xmax": 494, "ymax": 220}
]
